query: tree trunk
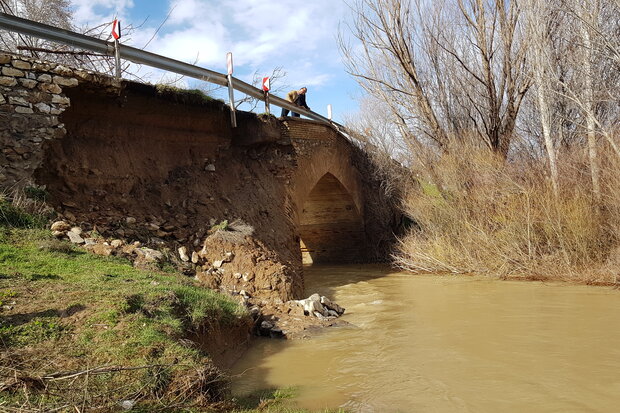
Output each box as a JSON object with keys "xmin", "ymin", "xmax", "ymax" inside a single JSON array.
[{"xmin": 580, "ymin": 3, "xmax": 602, "ymax": 202}]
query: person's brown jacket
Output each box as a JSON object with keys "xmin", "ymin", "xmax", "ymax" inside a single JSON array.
[{"xmin": 285, "ymin": 90, "xmax": 299, "ymax": 104}]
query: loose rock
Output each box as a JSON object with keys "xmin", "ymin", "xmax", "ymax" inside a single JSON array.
[
  {"xmin": 67, "ymin": 231, "xmax": 84, "ymax": 244},
  {"xmin": 260, "ymin": 320, "xmax": 274, "ymax": 330},
  {"xmin": 50, "ymin": 220, "xmax": 71, "ymax": 232},
  {"xmin": 178, "ymin": 246, "xmax": 189, "ymax": 262},
  {"xmin": 294, "ymin": 293, "xmax": 346, "ymax": 319},
  {"xmin": 135, "ymin": 248, "xmax": 164, "ymax": 263},
  {"xmin": 321, "ymin": 296, "xmax": 345, "ymax": 315},
  {"xmin": 87, "ymin": 243, "xmax": 114, "ymax": 256}
]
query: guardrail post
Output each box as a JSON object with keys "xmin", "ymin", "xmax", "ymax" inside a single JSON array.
[
  {"xmin": 112, "ymin": 19, "xmax": 121, "ymax": 80},
  {"xmin": 227, "ymin": 74, "xmax": 237, "ymax": 127},
  {"xmin": 114, "ymin": 39, "xmax": 121, "ymax": 80},
  {"xmin": 226, "ymin": 52, "xmax": 237, "ymax": 128}
]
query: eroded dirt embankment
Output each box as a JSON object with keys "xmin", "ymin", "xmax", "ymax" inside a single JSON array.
[
  {"xmin": 36, "ymin": 82, "xmax": 303, "ymax": 301},
  {"xmin": 32, "ymin": 79, "xmax": 403, "ymax": 341}
]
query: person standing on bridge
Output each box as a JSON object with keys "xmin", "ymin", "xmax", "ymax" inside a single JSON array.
[{"xmin": 281, "ymin": 87, "xmax": 310, "ymax": 117}]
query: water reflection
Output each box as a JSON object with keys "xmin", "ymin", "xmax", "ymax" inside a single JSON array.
[{"xmin": 231, "ymin": 265, "xmax": 620, "ymax": 412}]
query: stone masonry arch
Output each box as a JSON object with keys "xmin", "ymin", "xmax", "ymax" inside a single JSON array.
[
  {"xmin": 285, "ymin": 119, "xmax": 367, "ymax": 264},
  {"xmin": 298, "ymin": 172, "xmax": 365, "ymax": 264}
]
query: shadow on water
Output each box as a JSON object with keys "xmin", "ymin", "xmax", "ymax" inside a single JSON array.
[{"xmin": 302, "ymin": 263, "xmax": 395, "ymax": 298}]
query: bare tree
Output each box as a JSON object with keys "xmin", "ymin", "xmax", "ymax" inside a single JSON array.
[
  {"xmin": 524, "ymin": 0, "xmax": 559, "ymax": 195},
  {"xmin": 547, "ymin": 0, "xmax": 620, "ymax": 199},
  {"xmin": 0, "ymin": 0, "xmax": 73, "ymax": 61},
  {"xmin": 579, "ymin": 0, "xmax": 603, "ymax": 201},
  {"xmin": 234, "ymin": 66, "xmax": 287, "ymax": 112},
  {"xmin": 340, "ymin": 0, "xmax": 531, "ymax": 158}
]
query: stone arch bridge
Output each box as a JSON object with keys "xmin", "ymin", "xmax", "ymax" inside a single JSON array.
[{"xmin": 0, "ymin": 53, "xmax": 400, "ymax": 297}]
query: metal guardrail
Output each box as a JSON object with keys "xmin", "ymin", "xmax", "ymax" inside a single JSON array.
[{"xmin": 0, "ymin": 12, "xmax": 348, "ymax": 131}]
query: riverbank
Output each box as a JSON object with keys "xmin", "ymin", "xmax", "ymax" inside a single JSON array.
[
  {"xmin": 391, "ymin": 145, "xmax": 620, "ymax": 287},
  {"xmin": 0, "ymin": 224, "xmax": 256, "ymax": 410},
  {"xmin": 0, "ymin": 199, "xmax": 350, "ymax": 412}
]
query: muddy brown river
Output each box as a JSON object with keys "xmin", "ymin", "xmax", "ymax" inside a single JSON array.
[{"xmin": 230, "ymin": 265, "xmax": 620, "ymax": 412}]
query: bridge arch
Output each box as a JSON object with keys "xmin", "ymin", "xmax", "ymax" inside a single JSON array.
[
  {"xmin": 285, "ymin": 119, "xmax": 368, "ymax": 264},
  {"xmin": 298, "ymin": 172, "xmax": 365, "ymax": 264}
]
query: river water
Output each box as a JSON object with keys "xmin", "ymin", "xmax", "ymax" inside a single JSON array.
[{"xmin": 230, "ymin": 264, "xmax": 620, "ymax": 412}]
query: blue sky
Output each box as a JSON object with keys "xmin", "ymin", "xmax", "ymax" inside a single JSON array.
[{"xmin": 69, "ymin": 0, "xmax": 362, "ymax": 122}]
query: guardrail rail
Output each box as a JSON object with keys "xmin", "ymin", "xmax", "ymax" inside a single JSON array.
[{"xmin": 0, "ymin": 12, "xmax": 350, "ymax": 133}]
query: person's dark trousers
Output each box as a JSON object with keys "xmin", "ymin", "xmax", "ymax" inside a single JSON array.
[
  {"xmin": 292, "ymin": 112, "xmax": 300, "ymax": 117},
  {"xmin": 281, "ymin": 108, "xmax": 290, "ymax": 117}
]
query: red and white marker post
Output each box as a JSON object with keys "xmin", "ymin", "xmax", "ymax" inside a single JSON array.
[
  {"xmin": 226, "ymin": 52, "xmax": 237, "ymax": 127},
  {"xmin": 262, "ymin": 76, "xmax": 270, "ymax": 115},
  {"xmin": 111, "ymin": 19, "xmax": 121, "ymax": 80}
]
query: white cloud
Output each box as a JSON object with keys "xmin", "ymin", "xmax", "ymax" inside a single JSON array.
[
  {"xmin": 142, "ymin": 0, "xmax": 348, "ymax": 81},
  {"xmin": 71, "ymin": 0, "xmax": 134, "ymax": 26},
  {"xmin": 67, "ymin": 0, "xmax": 358, "ymax": 115}
]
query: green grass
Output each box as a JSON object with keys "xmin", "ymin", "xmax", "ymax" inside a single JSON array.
[
  {"xmin": 0, "ymin": 200, "xmax": 48, "ymax": 228},
  {"xmin": 23, "ymin": 186, "xmax": 48, "ymax": 202},
  {"xmin": 0, "ymin": 316, "xmax": 66, "ymax": 346},
  {"xmin": 210, "ymin": 219, "xmax": 230, "ymax": 233},
  {"xmin": 155, "ymin": 84, "xmax": 216, "ymax": 105},
  {"xmin": 0, "ymin": 227, "xmax": 250, "ymax": 411}
]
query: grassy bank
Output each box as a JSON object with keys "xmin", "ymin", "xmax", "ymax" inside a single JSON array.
[
  {"xmin": 0, "ymin": 197, "xmax": 346, "ymax": 412},
  {"xmin": 0, "ymin": 227, "xmax": 249, "ymax": 410},
  {"xmin": 0, "ymin": 194, "xmax": 251, "ymax": 410}
]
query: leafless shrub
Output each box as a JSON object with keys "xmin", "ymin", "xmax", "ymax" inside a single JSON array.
[{"xmin": 394, "ymin": 142, "xmax": 620, "ymax": 284}]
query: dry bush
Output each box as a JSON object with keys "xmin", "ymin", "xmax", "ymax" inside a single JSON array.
[
  {"xmin": 395, "ymin": 143, "xmax": 620, "ymax": 284},
  {"xmin": 208, "ymin": 219, "xmax": 255, "ymax": 244},
  {"xmin": 0, "ymin": 186, "xmax": 54, "ymax": 229}
]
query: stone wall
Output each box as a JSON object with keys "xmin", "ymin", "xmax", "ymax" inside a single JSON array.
[{"xmin": 0, "ymin": 53, "xmax": 117, "ymax": 189}]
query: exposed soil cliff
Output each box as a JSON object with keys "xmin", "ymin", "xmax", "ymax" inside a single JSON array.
[
  {"xmin": 29, "ymin": 79, "xmax": 401, "ymax": 303},
  {"xmin": 36, "ymin": 82, "xmax": 304, "ymax": 300}
]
